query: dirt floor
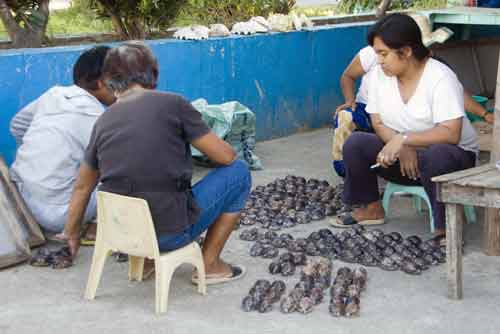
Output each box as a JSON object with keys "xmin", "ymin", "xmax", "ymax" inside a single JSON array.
[{"xmin": 1, "ymin": 128, "xmax": 499, "ymax": 334}]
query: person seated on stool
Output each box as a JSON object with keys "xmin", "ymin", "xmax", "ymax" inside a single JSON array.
[
  {"xmin": 58, "ymin": 42, "xmax": 251, "ymax": 284},
  {"xmin": 331, "ymin": 14, "xmax": 479, "ymax": 247},
  {"xmin": 332, "ymin": 34, "xmax": 490, "ymax": 178}
]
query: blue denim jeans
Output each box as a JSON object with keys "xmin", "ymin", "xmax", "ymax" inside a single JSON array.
[{"xmin": 158, "ymin": 160, "xmax": 251, "ymax": 252}]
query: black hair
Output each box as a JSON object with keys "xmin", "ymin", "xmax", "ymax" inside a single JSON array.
[
  {"xmin": 73, "ymin": 45, "xmax": 110, "ymax": 91},
  {"xmin": 367, "ymin": 13, "xmax": 430, "ymax": 61},
  {"xmin": 102, "ymin": 41, "xmax": 159, "ymax": 94}
]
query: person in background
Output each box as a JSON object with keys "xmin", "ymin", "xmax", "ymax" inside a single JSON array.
[{"xmin": 9, "ymin": 46, "xmax": 115, "ymax": 242}]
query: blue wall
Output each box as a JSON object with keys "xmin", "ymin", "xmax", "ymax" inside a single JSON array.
[{"xmin": 0, "ymin": 23, "xmax": 371, "ymax": 165}]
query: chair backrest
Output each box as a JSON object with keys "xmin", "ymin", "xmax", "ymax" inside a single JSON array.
[{"xmin": 96, "ymin": 191, "xmax": 160, "ymax": 259}]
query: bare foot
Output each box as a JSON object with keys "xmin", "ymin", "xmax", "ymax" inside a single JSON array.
[
  {"xmin": 352, "ymin": 201, "xmax": 385, "ymax": 221},
  {"xmin": 83, "ymin": 223, "xmax": 97, "ymax": 241},
  {"xmin": 204, "ymin": 259, "xmax": 232, "ymax": 277}
]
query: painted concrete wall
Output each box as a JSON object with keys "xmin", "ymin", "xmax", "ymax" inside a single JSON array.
[{"xmin": 0, "ymin": 23, "xmax": 370, "ymax": 165}]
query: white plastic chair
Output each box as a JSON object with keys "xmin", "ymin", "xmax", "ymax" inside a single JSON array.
[{"xmin": 84, "ymin": 191, "xmax": 206, "ymax": 314}]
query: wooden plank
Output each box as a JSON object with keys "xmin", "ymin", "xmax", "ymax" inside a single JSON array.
[
  {"xmin": 482, "ymin": 45, "xmax": 500, "ymax": 257},
  {"xmin": 0, "ymin": 253, "xmax": 28, "ymax": 269},
  {"xmin": 493, "ymin": 52, "xmax": 500, "ymax": 162},
  {"xmin": 483, "ymin": 208, "xmax": 500, "ymax": 256},
  {"xmin": 432, "ymin": 164, "xmax": 495, "ymax": 183},
  {"xmin": 0, "ymin": 173, "xmax": 31, "ymax": 269},
  {"xmin": 446, "ymin": 203, "xmax": 463, "ymax": 299},
  {"xmin": 451, "ymin": 169, "xmax": 500, "ymax": 189},
  {"xmin": 439, "ymin": 184, "xmax": 500, "ymax": 208},
  {"xmin": 0, "ymin": 156, "xmax": 45, "ymax": 247}
]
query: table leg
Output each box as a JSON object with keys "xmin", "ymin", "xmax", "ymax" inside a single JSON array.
[
  {"xmin": 446, "ymin": 203, "xmax": 463, "ymax": 299},
  {"xmin": 483, "ymin": 208, "xmax": 500, "ymax": 256}
]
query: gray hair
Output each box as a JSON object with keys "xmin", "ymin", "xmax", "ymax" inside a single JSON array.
[{"xmin": 102, "ymin": 41, "xmax": 159, "ymax": 94}]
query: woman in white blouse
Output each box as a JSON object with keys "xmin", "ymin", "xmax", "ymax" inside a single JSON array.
[{"xmin": 333, "ymin": 13, "xmax": 478, "ymax": 246}]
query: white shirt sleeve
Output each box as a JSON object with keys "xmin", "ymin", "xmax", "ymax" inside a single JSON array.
[
  {"xmin": 431, "ymin": 76, "xmax": 465, "ymax": 124},
  {"xmin": 365, "ymin": 69, "xmax": 379, "ymax": 114},
  {"xmin": 358, "ymin": 46, "xmax": 378, "ymax": 73},
  {"xmin": 10, "ymin": 99, "xmax": 38, "ymax": 146}
]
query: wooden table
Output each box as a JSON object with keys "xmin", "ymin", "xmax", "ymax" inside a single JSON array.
[
  {"xmin": 432, "ymin": 40, "xmax": 500, "ymax": 300},
  {"xmin": 434, "ymin": 164, "xmax": 500, "ymax": 299}
]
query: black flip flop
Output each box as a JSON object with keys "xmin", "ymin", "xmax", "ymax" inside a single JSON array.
[{"xmin": 330, "ymin": 213, "xmax": 385, "ymax": 228}]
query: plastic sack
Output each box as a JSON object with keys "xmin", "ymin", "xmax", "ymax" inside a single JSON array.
[{"xmin": 191, "ymin": 99, "xmax": 263, "ymax": 170}]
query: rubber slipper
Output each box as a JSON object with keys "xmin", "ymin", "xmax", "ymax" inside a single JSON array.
[
  {"xmin": 329, "ymin": 213, "xmax": 384, "ymax": 228},
  {"xmin": 428, "ymin": 234, "xmax": 465, "ymax": 248},
  {"xmin": 112, "ymin": 252, "xmax": 128, "ymax": 263},
  {"xmin": 50, "ymin": 246, "xmax": 73, "ymax": 269},
  {"xmin": 191, "ymin": 264, "xmax": 246, "ymax": 285},
  {"xmin": 80, "ymin": 223, "xmax": 96, "ymax": 246},
  {"xmin": 29, "ymin": 248, "xmax": 52, "ymax": 267}
]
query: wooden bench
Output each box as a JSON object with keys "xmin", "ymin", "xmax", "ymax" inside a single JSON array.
[{"xmin": 433, "ymin": 164, "xmax": 500, "ymax": 299}]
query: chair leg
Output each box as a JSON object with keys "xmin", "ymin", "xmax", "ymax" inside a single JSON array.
[
  {"xmin": 382, "ymin": 183, "xmax": 395, "ymax": 214},
  {"xmin": 423, "ymin": 196, "xmax": 435, "ymax": 234},
  {"xmin": 128, "ymin": 256, "xmax": 145, "ymax": 281},
  {"xmin": 84, "ymin": 246, "xmax": 111, "ymax": 300},
  {"xmin": 464, "ymin": 205, "xmax": 477, "ymax": 225},
  {"xmin": 154, "ymin": 260, "xmax": 161, "ymax": 314},
  {"xmin": 192, "ymin": 245, "xmax": 206, "ymax": 295},
  {"xmin": 156, "ymin": 261, "xmax": 174, "ymax": 315},
  {"xmin": 414, "ymin": 197, "xmax": 423, "ymax": 212}
]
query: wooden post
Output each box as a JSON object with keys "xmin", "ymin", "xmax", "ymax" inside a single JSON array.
[
  {"xmin": 446, "ymin": 203, "xmax": 463, "ymax": 299},
  {"xmin": 483, "ymin": 52, "xmax": 500, "ymax": 256}
]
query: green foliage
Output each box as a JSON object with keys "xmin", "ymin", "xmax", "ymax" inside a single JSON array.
[
  {"xmin": 85, "ymin": 0, "xmax": 189, "ymax": 38},
  {"xmin": 5, "ymin": 0, "xmax": 47, "ymax": 30},
  {"xmin": 336, "ymin": 0, "xmax": 446, "ymax": 14},
  {"xmin": 183, "ymin": 0, "xmax": 296, "ymax": 26},
  {"xmin": 411, "ymin": 0, "xmax": 446, "ymax": 10},
  {"xmin": 45, "ymin": 3, "xmax": 112, "ymax": 37}
]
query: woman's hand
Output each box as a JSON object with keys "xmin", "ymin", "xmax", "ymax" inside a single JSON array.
[
  {"xmin": 399, "ymin": 146, "xmax": 419, "ymax": 180},
  {"xmin": 377, "ymin": 134, "xmax": 406, "ymax": 167},
  {"xmin": 55, "ymin": 231, "xmax": 81, "ymax": 258}
]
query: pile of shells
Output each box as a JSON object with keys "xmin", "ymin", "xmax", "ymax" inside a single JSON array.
[
  {"xmin": 279, "ymin": 258, "xmax": 333, "ymax": 314},
  {"xmin": 240, "ymin": 224, "xmax": 445, "ymax": 275},
  {"xmin": 326, "ymin": 225, "xmax": 446, "ymax": 275},
  {"xmin": 241, "ymin": 279, "xmax": 287, "ymax": 313},
  {"xmin": 239, "ymin": 176, "xmax": 348, "ymax": 231},
  {"xmin": 268, "ymin": 251, "xmax": 308, "ymax": 277},
  {"xmin": 329, "ymin": 267, "xmax": 367, "ymax": 317}
]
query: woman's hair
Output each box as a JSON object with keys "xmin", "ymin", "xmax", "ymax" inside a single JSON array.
[
  {"xmin": 102, "ymin": 41, "xmax": 159, "ymax": 93},
  {"xmin": 367, "ymin": 13, "xmax": 430, "ymax": 61}
]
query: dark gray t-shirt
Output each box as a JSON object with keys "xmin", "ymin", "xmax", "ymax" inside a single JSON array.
[{"xmin": 85, "ymin": 90, "xmax": 210, "ymax": 236}]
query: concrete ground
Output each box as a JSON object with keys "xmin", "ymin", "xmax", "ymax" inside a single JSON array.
[{"xmin": 1, "ymin": 128, "xmax": 499, "ymax": 334}]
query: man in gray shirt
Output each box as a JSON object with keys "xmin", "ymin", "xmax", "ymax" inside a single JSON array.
[{"xmin": 10, "ymin": 46, "xmax": 115, "ymax": 234}]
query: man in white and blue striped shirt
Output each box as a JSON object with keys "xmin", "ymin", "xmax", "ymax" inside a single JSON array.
[{"xmin": 9, "ymin": 46, "xmax": 115, "ymax": 233}]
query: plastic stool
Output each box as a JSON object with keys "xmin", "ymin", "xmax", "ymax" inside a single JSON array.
[
  {"xmin": 382, "ymin": 182, "xmax": 476, "ymax": 233},
  {"xmin": 85, "ymin": 191, "xmax": 207, "ymax": 314}
]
